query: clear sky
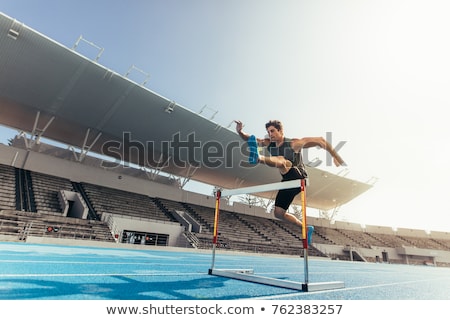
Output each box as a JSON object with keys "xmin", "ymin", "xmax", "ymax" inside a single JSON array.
[{"xmin": 1, "ymin": 0, "xmax": 450, "ymax": 232}]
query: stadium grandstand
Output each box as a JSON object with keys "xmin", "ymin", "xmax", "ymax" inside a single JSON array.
[{"xmin": 1, "ymin": 11, "xmax": 450, "ymax": 268}]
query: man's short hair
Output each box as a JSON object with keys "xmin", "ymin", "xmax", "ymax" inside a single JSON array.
[{"xmin": 265, "ymin": 120, "xmax": 283, "ymax": 131}]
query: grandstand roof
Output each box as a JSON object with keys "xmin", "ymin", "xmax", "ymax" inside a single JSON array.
[{"xmin": 0, "ymin": 12, "xmax": 372, "ymax": 210}]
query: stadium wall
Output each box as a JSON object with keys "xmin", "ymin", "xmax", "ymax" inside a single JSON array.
[
  {"xmin": 314, "ymin": 243, "xmax": 450, "ymax": 264},
  {"xmin": 107, "ymin": 215, "xmax": 184, "ymax": 246}
]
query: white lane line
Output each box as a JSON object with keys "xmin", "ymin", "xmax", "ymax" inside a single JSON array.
[
  {"xmin": 249, "ymin": 276, "xmax": 450, "ymax": 300},
  {"xmin": 0, "ymin": 259, "xmax": 207, "ymax": 266},
  {"xmin": 0, "ymin": 272, "xmax": 203, "ymax": 277}
]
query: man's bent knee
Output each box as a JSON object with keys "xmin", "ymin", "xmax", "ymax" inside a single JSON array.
[{"xmin": 274, "ymin": 208, "xmax": 286, "ymax": 220}]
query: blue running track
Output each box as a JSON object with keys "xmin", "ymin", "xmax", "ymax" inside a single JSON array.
[{"xmin": 0, "ymin": 242, "xmax": 449, "ymax": 300}]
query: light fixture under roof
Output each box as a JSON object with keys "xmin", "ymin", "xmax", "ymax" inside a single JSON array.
[
  {"xmin": 164, "ymin": 105, "xmax": 174, "ymax": 114},
  {"xmin": 164, "ymin": 101, "xmax": 176, "ymax": 114},
  {"xmin": 7, "ymin": 28, "xmax": 19, "ymax": 40}
]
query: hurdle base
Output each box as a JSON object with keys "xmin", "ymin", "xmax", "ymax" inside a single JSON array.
[
  {"xmin": 302, "ymin": 281, "xmax": 345, "ymax": 292},
  {"xmin": 208, "ymin": 268, "xmax": 254, "ymax": 275},
  {"xmin": 209, "ymin": 268, "xmax": 344, "ymax": 292}
]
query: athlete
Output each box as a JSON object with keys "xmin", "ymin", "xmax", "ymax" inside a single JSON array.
[{"xmin": 235, "ymin": 120, "xmax": 345, "ymax": 244}]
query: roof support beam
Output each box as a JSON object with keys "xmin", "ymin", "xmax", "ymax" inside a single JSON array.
[
  {"xmin": 19, "ymin": 111, "xmax": 55, "ymax": 149},
  {"xmin": 69, "ymin": 128, "xmax": 102, "ymax": 162},
  {"xmin": 143, "ymin": 155, "xmax": 171, "ymax": 181},
  {"xmin": 178, "ymin": 165, "xmax": 199, "ymax": 189}
]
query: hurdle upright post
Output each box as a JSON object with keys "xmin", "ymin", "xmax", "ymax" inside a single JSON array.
[
  {"xmin": 300, "ymin": 178, "xmax": 309, "ymax": 289},
  {"xmin": 209, "ymin": 188, "xmax": 221, "ymax": 272}
]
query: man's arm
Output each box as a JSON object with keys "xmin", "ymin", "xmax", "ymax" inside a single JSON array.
[
  {"xmin": 292, "ymin": 137, "xmax": 346, "ymax": 167},
  {"xmin": 235, "ymin": 120, "xmax": 249, "ymax": 140},
  {"xmin": 234, "ymin": 120, "xmax": 269, "ymax": 146}
]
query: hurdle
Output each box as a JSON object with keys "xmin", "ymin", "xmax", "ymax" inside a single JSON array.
[{"xmin": 208, "ymin": 179, "xmax": 345, "ymax": 292}]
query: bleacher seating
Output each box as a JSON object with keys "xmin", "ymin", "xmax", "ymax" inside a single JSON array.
[
  {"xmin": 162, "ymin": 200, "xmax": 320, "ymax": 255},
  {"xmin": 0, "ymin": 209, "xmax": 115, "ymax": 242},
  {"xmin": 365, "ymin": 231, "xmax": 412, "ymax": 248},
  {"xmin": 29, "ymin": 171, "xmax": 74, "ymax": 214},
  {"xmin": 81, "ymin": 183, "xmax": 176, "ymax": 223},
  {"xmin": 0, "ymin": 164, "xmax": 16, "ymax": 211},
  {"xmin": 430, "ymin": 238, "xmax": 450, "ymax": 250}
]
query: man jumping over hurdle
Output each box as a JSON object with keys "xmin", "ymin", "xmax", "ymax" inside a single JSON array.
[{"xmin": 235, "ymin": 119, "xmax": 346, "ymax": 244}]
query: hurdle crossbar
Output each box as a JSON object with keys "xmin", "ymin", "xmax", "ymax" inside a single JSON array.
[
  {"xmin": 220, "ymin": 179, "xmax": 302, "ymax": 197},
  {"xmin": 208, "ymin": 178, "xmax": 345, "ymax": 292}
]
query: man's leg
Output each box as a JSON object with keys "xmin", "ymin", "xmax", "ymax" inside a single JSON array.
[
  {"xmin": 274, "ymin": 206, "xmax": 314, "ymax": 245},
  {"xmin": 258, "ymin": 156, "xmax": 291, "ymax": 174},
  {"xmin": 247, "ymin": 135, "xmax": 259, "ymax": 164},
  {"xmin": 247, "ymin": 135, "xmax": 292, "ymax": 173},
  {"xmin": 274, "ymin": 206, "xmax": 302, "ymax": 227}
]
